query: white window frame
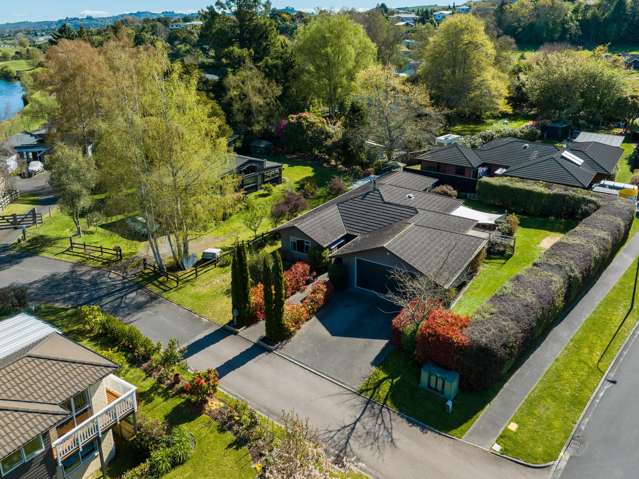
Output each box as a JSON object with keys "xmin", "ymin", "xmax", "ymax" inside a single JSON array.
[
  {"xmin": 0, "ymin": 435, "xmax": 45, "ymax": 476},
  {"xmin": 290, "ymin": 237, "xmax": 311, "ymax": 255},
  {"xmin": 61, "ymin": 438, "xmax": 98, "ymax": 475}
]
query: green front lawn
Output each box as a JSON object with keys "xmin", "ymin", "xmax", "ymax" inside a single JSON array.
[
  {"xmin": 614, "ymin": 142, "xmax": 638, "ymax": 183},
  {"xmin": 453, "ymin": 212, "xmax": 576, "ymax": 316},
  {"xmin": 35, "ymin": 306, "xmax": 257, "ymax": 479},
  {"xmin": 496, "ymin": 259, "xmax": 639, "ymax": 463},
  {"xmin": 0, "ymin": 58, "xmax": 33, "ymax": 75}
]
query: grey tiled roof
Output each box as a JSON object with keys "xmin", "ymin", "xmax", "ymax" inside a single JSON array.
[
  {"xmin": 337, "ymin": 189, "xmax": 417, "ymax": 235},
  {"xmin": 503, "ymin": 153, "xmax": 596, "ymax": 188},
  {"xmin": 295, "ymin": 204, "xmax": 346, "ymax": 247},
  {"xmin": 378, "ymin": 184, "xmax": 461, "ymax": 213},
  {"xmin": 574, "ymin": 132, "xmax": 624, "ymax": 147},
  {"xmin": 377, "ymin": 170, "xmax": 438, "ymax": 191},
  {"xmin": 0, "ymin": 317, "xmax": 118, "ymax": 459},
  {"xmin": 417, "ymin": 143, "xmax": 482, "ymax": 168},
  {"xmin": 477, "ymin": 138, "xmax": 559, "ymax": 167},
  {"xmin": 408, "ymin": 210, "xmax": 477, "ymax": 233},
  {"xmin": 566, "ymin": 142, "xmax": 623, "ymax": 175},
  {"xmin": 0, "ymin": 407, "xmax": 66, "ymax": 457}
]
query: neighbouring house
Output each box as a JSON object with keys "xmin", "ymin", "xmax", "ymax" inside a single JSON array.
[
  {"xmin": 390, "ymin": 12, "xmax": 418, "ymax": 26},
  {"xmin": 396, "ymin": 60, "xmax": 422, "ymax": 78},
  {"xmin": 0, "ymin": 145, "xmax": 19, "ymax": 174},
  {"xmin": 274, "ymin": 169, "xmax": 494, "ymax": 294},
  {"xmin": 222, "ymin": 153, "xmax": 282, "ymax": 192},
  {"xmin": 433, "ymin": 10, "xmax": 453, "ymax": 22},
  {"xmin": 0, "ymin": 314, "xmax": 137, "ymax": 479},
  {"xmin": 4, "ymin": 129, "xmax": 50, "ymax": 164},
  {"xmin": 418, "ymin": 137, "xmax": 623, "ymax": 191},
  {"xmin": 621, "ymin": 53, "xmax": 639, "ymax": 70},
  {"xmin": 456, "ymin": 5, "xmax": 472, "ymax": 13},
  {"xmin": 168, "ymin": 21, "xmax": 203, "ymax": 30},
  {"xmin": 435, "ymin": 134, "xmax": 462, "ymax": 145},
  {"xmin": 573, "ymin": 131, "xmax": 625, "ymax": 147}
]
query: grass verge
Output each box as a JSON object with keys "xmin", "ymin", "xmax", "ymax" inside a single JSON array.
[
  {"xmin": 496, "ymin": 259, "xmax": 639, "ymax": 463},
  {"xmin": 614, "ymin": 142, "xmax": 638, "ymax": 183}
]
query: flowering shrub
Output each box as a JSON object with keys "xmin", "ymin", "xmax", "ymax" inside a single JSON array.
[
  {"xmin": 415, "ymin": 308, "xmax": 470, "ymax": 370},
  {"xmin": 391, "ymin": 299, "xmax": 440, "ymax": 354},
  {"xmin": 271, "ymin": 191, "xmax": 308, "ymax": 222},
  {"xmin": 284, "ymin": 262, "xmax": 312, "ymax": 297},
  {"xmin": 250, "ymin": 283, "xmax": 266, "ymax": 321},
  {"xmin": 183, "ymin": 369, "xmax": 219, "ymax": 404},
  {"xmin": 284, "ymin": 304, "xmax": 310, "ymax": 333},
  {"xmin": 302, "ymin": 281, "xmax": 333, "ymax": 317}
]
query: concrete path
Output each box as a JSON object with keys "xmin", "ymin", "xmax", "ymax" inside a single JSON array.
[
  {"xmin": 464, "ymin": 231, "xmax": 639, "ymax": 449},
  {"xmin": 553, "ymin": 313, "xmax": 639, "ymax": 479},
  {"xmin": 0, "ymin": 252, "xmax": 546, "ymax": 479}
]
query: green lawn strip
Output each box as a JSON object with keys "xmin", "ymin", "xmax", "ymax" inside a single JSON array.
[
  {"xmin": 1, "ymin": 192, "xmax": 42, "ymax": 215},
  {"xmin": 614, "ymin": 142, "xmax": 638, "ymax": 183},
  {"xmin": 34, "ymin": 305, "xmax": 257, "ymax": 479},
  {"xmin": 453, "ymin": 214, "xmax": 576, "ymax": 316},
  {"xmin": 0, "ymin": 58, "xmax": 34, "ymax": 74},
  {"xmin": 359, "ymin": 350, "xmax": 502, "ymax": 438},
  {"xmin": 448, "ymin": 116, "xmax": 530, "ymax": 137},
  {"xmin": 496, "ymin": 259, "xmax": 639, "ymax": 464}
]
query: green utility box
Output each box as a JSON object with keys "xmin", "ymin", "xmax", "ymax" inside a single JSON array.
[{"xmin": 419, "ymin": 362, "xmax": 460, "ymax": 401}]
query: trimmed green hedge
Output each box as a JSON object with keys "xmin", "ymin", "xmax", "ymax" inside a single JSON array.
[
  {"xmin": 477, "ymin": 177, "xmax": 601, "ymax": 220},
  {"xmin": 461, "ymin": 179, "xmax": 635, "ymax": 389}
]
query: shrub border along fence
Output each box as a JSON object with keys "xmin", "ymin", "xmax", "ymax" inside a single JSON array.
[{"xmin": 460, "ymin": 177, "xmax": 635, "ymax": 390}]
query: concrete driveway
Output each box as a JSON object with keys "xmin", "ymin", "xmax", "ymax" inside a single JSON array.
[{"xmin": 280, "ymin": 289, "xmax": 397, "ymax": 387}]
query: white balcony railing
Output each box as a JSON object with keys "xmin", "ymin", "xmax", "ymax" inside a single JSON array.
[{"xmin": 52, "ymin": 375, "xmax": 137, "ymax": 463}]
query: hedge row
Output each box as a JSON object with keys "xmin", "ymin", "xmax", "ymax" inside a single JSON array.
[
  {"xmin": 460, "ymin": 194, "xmax": 635, "ymax": 389},
  {"xmin": 477, "ymin": 176, "xmax": 601, "ymax": 220},
  {"xmin": 0, "ymin": 285, "xmax": 27, "ymax": 313}
]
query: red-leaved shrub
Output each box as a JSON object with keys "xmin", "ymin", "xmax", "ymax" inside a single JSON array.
[
  {"xmin": 415, "ymin": 308, "xmax": 470, "ymax": 370},
  {"xmin": 284, "ymin": 262, "xmax": 312, "ymax": 297},
  {"xmin": 284, "ymin": 304, "xmax": 310, "ymax": 333},
  {"xmin": 391, "ymin": 299, "xmax": 441, "ymax": 354},
  {"xmin": 182, "ymin": 369, "xmax": 219, "ymax": 404},
  {"xmin": 250, "ymin": 283, "xmax": 265, "ymax": 321},
  {"xmin": 302, "ymin": 280, "xmax": 333, "ymax": 317}
]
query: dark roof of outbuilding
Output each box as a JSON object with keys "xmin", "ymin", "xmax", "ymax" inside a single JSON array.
[
  {"xmin": 566, "ymin": 141, "xmax": 624, "ymax": 175},
  {"xmin": 0, "ymin": 315, "xmax": 118, "ymax": 457},
  {"xmin": 222, "ymin": 153, "xmax": 281, "ymax": 176},
  {"xmin": 502, "ymin": 153, "xmax": 596, "ymax": 188},
  {"xmin": 377, "ymin": 169, "xmax": 438, "ymax": 191},
  {"xmin": 573, "ymin": 132, "xmax": 625, "ymax": 147},
  {"xmin": 417, "ymin": 143, "xmax": 482, "ymax": 168},
  {"xmin": 477, "ymin": 138, "xmax": 559, "ymax": 167}
]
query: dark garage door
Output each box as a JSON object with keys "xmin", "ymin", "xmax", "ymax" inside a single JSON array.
[{"xmin": 356, "ymin": 258, "xmax": 396, "ymax": 294}]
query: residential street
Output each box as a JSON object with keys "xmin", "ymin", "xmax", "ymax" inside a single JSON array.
[
  {"xmin": 554, "ymin": 315, "xmax": 639, "ymax": 479},
  {"xmin": 0, "ymin": 252, "xmax": 545, "ymax": 479}
]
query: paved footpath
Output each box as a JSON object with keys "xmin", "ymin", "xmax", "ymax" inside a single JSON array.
[
  {"xmin": 0, "ymin": 252, "xmax": 545, "ymax": 479},
  {"xmin": 464, "ymin": 231, "xmax": 639, "ymax": 449}
]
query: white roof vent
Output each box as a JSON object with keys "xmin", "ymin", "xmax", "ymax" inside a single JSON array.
[
  {"xmin": 406, "ymin": 193, "xmax": 415, "ymax": 199},
  {"xmin": 522, "ymin": 144, "xmax": 530, "ymax": 150},
  {"xmin": 561, "ymin": 151, "xmax": 585, "ymax": 166}
]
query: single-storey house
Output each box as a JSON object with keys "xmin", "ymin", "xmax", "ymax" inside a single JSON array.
[
  {"xmin": 222, "ymin": 154, "xmax": 282, "ymax": 192},
  {"xmin": 621, "ymin": 53, "xmax": 639, "ymax": 71},
  {"xmin": 5, "ymin": 129, "xmax": 50, "ymax": 164},
  {"xmin": 433, "ymin": 10, "xmax": 453, "ymax": 22},
  {"xmin": 274, "ymin": 169, "xmax": 491, "ymax": 294},
  {"xmin": 418, "ymin": 137, "xmax": 624, "ymax": 191},
  {"xmin": 0, "ymin": 314, "xmax": 137, "ymax": 479}
]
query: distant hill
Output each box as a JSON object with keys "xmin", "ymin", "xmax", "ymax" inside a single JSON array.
[{"xmin": 0, "ymin": 11, "xmax": 198, "ymax": 33}]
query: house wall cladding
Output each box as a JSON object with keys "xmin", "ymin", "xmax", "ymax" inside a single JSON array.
[{"xmin": 460, "ymin": 179, "xmax": 635, "ymax": 390}]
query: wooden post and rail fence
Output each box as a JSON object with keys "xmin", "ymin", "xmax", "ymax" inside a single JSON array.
[
  {"xmin": 67, "ymin": 237, "xmax": 123, "ymax": 261},
  {"xmin": 0, "ymin": 208, "xmax": 43, "ymax": 230}
]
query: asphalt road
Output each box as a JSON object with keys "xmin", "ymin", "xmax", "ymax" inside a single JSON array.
[
  {"xmin": 554, "ymin": 320, "xmax": 639, "ymax": 479},
  {"xmin": 0, "ymin": 252, "xmax": 546, "ymax": 479}
]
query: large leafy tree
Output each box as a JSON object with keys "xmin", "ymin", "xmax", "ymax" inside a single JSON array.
[
  {"xmin": 351, "ymin": 9, "xmax": 402, "ymax": 66},
  {"xmin": 293, "ymin": 13, "xmax": 377, "ymax": 114},
  {"xmin": 420, "ymin": 15, "xmax": 509, "ymax": 119},
  {"xmin": 48, "ymin": 144, "xmax": 97, "ymax": 237},
  {"xmin": 223, "ymin": 61, "xmax": 282, "ymax": 135},
  {"xmin": 355, "ymin": 65, "xmax": 442, "ymax": 161},
  {"xmin": 523, "ymin": 49, "xmax": 630, "ymax": 126}
]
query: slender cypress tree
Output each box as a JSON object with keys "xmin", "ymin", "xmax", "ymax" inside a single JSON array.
[
  {"xmin": 237, "ymin": 242, "xmax": 251, "ymax": 325},
  {"xmin": 263, "ymin": 256, "xmax": 275, "ymax": 338},
  {"xmin": 231, "ymin": 243, "xmax": 240, "ymax": 325},
  {"xmin": 270, "ymin": 251, "xmax": 287, "ymax": 341}
]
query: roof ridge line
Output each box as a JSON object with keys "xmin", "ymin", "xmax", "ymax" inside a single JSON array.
[{"xmin": 25, "ymin": 353, "xmax": 118, "ymax": 369}]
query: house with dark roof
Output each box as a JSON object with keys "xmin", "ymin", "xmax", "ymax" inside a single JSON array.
[
  {"xmin": 4, "ymin": 130, "xmax": 50, "ymax": 164},
  {"xmin": 417, "ymin": 137, "xmax": 624, "ymax": 191},
  {"xmin": 0, "ymin": 314, "xmax": 137, "ymax": 479},
  {"xmin": 274, "ymin": 169, "xmax": 491, "ymax": 294},
  {"xmin": 222, "ymin": 154, "xmax": 282, "ymax": 192}
]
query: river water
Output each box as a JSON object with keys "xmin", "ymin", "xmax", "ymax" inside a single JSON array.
[{"xmin": 0, "ymin": 79, "xmax": 25, "ymax": 121}]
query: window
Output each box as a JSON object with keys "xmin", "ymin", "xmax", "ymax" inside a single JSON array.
[
  {"xmin": 264, "ymin": 168, "xmax": 280, "ymax": 180},
  {"xmin": 71, "ymin": 391, "xmax": 89, "ymax": 414},
  {"xmin": 428, "ymin": 373, "xmax": 445, "ymax": 394},
  {"xmin": 290, "ymin": 237, "xmax": 310, "ymax": 254},
  {"xmin": 0, "ymin": 435, "xmax": 44, "ymax": 476},
  {"xmin": 61, "ymin": 439, "xmax": 98, "ymax": 474}
]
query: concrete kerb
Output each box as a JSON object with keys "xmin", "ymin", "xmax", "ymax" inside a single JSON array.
[{"xmin": 550, "ymin": 301, "xmax": 639, "ymax": 478}]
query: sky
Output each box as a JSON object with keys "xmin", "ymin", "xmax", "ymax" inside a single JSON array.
[{"xmin": 0, "ymin": 0, "xmax": 443, "ymax": 24}]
